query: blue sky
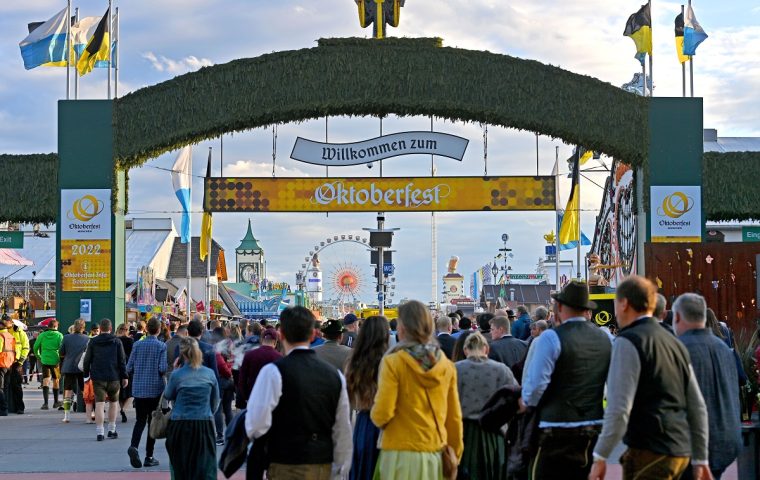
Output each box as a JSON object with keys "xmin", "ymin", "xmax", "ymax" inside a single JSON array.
[{"xmin": 1, "ymin": 1, "xmax": 758, "ymax": 304}]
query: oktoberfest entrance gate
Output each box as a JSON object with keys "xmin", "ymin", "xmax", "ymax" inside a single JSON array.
[{"xmin": 53, "ymin": 38, "xmax": 704, "ymax": 331}]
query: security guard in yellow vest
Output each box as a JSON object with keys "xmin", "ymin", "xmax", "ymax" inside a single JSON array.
[{"xmin": 4, "ymin": 314, "xmax": 30, "ymax": 414}]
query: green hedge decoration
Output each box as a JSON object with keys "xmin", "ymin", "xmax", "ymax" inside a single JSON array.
[
  {"xmin": 0, "ymin": 154, "xmax": 58, "ymax": 224},
  {"xmin": 113, "ymin": 37, "xmax": 650, "ymax": 170},
  {"xmin": 703, "ymin": 151, "xmax": 760, "ymax": 221}
]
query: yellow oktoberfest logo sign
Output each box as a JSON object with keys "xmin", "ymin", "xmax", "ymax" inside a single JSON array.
[
  {"xmin": 594, "ymin": 311, "xmax": 611, "ymax": 326},
  {"xmin": 68, "ymin": 194, "xmax": 104, "ymax": 222},
  {"xmin": 657, "ymin": 191, "xmax": 693, "ymax": 219}
]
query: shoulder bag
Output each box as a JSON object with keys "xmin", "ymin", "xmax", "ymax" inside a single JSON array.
[
  {"xmin": 149, "ymin": 393, "xmax": 171, "ymax": 439},
  {"xmin": 424, "ymin": 388, "xmax": 458, "ymax": 480}
]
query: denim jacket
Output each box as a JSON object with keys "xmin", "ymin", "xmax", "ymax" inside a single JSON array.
[{"xmin": 164, "ymin": 364, "xmax": 220, "ymax": 420}]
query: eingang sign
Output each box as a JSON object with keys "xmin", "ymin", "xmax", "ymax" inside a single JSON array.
[
  {"xmin": 205, "ymin": 176, "xmax": 555, "ymax": 213},
  {"xmin": 290, "ymin": 131, "xmax": 469, "ymax": 166}
]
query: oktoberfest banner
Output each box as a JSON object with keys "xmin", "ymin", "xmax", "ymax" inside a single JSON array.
[{"xmin": 204, "ymin": 176, "xmax": 556, "ymax": 213}]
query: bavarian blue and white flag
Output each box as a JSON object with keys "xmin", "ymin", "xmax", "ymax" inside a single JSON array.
[
  {"xmin": 19, "ymin": 7, "xmax": 70, "ymax": 70},
  {"xmin": 171, "ymin": 147, "xmax": 192, "ymax": 243},
  {"xmin": 683, "ymin": 4, "xmax": 708, "ymax": 56}
]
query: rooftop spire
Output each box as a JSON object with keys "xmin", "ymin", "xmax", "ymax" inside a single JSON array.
[{"xmin": 236, "ymin": 219, "xmax": 262, "ymax": 253}]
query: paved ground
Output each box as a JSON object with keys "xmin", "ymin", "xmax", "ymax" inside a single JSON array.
[{"xmin": 0, "ymin": 384, "xmax": 739, "ymax": 479}]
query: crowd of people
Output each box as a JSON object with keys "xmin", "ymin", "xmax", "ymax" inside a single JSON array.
[{"xmin": 0, "ymin": 274, "xmax": 749, "ymax": 479}]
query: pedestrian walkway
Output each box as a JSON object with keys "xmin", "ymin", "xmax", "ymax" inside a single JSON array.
[{"xmin": 0, "ymin": 384, "xmax": 738, "ymax": 479}]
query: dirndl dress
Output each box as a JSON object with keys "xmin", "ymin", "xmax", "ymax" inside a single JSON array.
[
  {"xmin": 351, "ymin": 410, "xmax": 381, "ymax": 480},
  {"xmin": 166, "ymin": 419, "xmax": 217, "ymax": 480},
  {"xmin": 373, "ymin": 450, "xmax": 442, "ymax": 480},
  {"xmin": 459, "ymin": 418, "xmax": 506, "ymax": 480}
]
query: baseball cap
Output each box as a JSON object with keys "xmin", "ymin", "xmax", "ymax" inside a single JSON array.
[
  {"xmin": 322, "ymin": 319, "xmax": 345, "ymax": 335},
  {"xmin": 343, "ymin": 313, "xmax": 358, "ymax": 326}
]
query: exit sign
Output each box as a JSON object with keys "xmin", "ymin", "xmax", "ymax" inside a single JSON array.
[{"xmin": 0, "ymin": 231, "xmax": 23, "ymax": 249}]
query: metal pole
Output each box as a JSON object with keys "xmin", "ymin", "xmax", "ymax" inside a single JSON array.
[
  {"xmin": 74, "ymin": 7, "xmax": 79, "ymax": 100},
  {"xmin": 431, "ymin": 116, "xmax": 437, "ymax": 308},
  {"xmin": 114, "ymin": 7, "xmax": 119, "ymax": 98},
  {"xmin": 379, "ymin": 117, "xmax": 383, "ymax": 178},
  {"xmin": 207, "ymin": 147, "xmax": 212, "ymax": 317},
  {"xmin": 576, "ymin": 147, "xmax": 581, "ymax": 279},
  {"xmin": 690, "ymin": 59, "xmax": 694, "ymax": 97},
  {"xmin": 187, "ymin": 146, "xmax": 193, "ymax": 315},
  {"xmin": 536, "ymin": 133, "xmax": 539, "ymax": 176},
  {"xmin": 555, "ymin": 146, "xmax": 561, "ymax": 289},
  {"xmin": 66, "ymin": 0, "xmax": 71, "ymax": 100},
  {"xmin": 647, "ymin": 0, "xmax": 653, "ymax": 97},
  {"xmin": 220, "ymin": 135, "xmax": 224, "ymax": 176},
  {"xmin": 378, "ymin": 214, "xmax": 385, "ymax": 316},
  {"xmin": 107, "ymin": 0, "xmax": 112, "ymax": 99},
  {"xmin": 681, "ymin": 5, "xmax": 686, "ymax": 97}
]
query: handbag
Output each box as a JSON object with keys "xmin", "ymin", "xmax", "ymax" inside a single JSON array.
[
  {"xmin": 149, "ymin": 393, "xmax": 171, "ymax": 439},
  {"xmin": 424, "ymin": 388, "xmax": 458, "ymax": 480}
]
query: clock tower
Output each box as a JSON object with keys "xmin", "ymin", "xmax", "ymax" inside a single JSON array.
[{"xmin": 236, "ymin": 219, "xmax": 265, "ymax": 284}]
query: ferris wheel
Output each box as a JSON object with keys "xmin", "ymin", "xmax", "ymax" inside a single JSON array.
[{"xmin": 295, "ymin": 233, "xmax": 397, "ymax": 310}]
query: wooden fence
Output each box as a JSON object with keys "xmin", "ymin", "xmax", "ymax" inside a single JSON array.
[{"xmin": 645, "ymin": 242, "xmax": 760, "ymax": 335}]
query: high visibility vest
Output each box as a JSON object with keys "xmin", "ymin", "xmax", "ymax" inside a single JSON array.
[{"xmin": 0, "ymin": 330, "xmax": 16, "ymax": 368}]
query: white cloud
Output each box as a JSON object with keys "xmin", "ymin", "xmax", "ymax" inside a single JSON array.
[
  {"xmin": 141, "ymin": 51, "xmax": 213, "ymax": 74},
  {"xmin": 225, "ymin": 160, "xmax": 310, "ymax": 178}
]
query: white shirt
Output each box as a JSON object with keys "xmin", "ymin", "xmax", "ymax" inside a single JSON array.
[{"xmin": 245, "ymin": 346, "xmax": 353, "ymax": 477}]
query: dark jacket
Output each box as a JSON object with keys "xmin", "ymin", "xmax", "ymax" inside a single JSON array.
[
  {"xmin": 679, "ymin": 328, "xmax": 742, "ymax": 472},
  {"xmin": 436, "ymin": 333, "xmax": 456, "ymax": 360},
  {"xmin": 488, "ymin": 336, "xmax": 528, "ymax": 370},
  {"xmin": 82, "ymin": 333, "xmax": 128, "ymax": 381},
  {"xmin": 511, "ymin": 314, "xmax": 532, "ymax": 340}
]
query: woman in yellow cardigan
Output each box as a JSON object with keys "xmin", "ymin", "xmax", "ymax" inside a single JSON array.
[{"xmin": 370, "ymin": 300, "xmax": 464, "ymax": 479}]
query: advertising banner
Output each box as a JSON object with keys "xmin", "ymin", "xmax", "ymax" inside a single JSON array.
[
  {"xmin": 60, "ymin": 189, "xmax": 112, "ymax": 291},
  {"xmin": 205, "ymin": 176, "xmax": 555, "ymax": 213},
  {"xmin": 291, "ymin": 131, "xmax": 468, "ymax": 166},
  {"xmin": 650, "ymin": 186, "xmax": 701, "ymax": 243}
]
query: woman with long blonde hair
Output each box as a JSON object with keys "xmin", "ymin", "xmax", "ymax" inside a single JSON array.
[
  {"xmin": 163, "ymin": 337, "xmax": 219, "ymax": 479},
  {"xmin": 371, "ymin": 300, "xmax": 463, "ymax": 479}
]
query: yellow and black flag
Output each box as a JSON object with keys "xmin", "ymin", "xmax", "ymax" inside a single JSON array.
[
  {"xmin": 624, "ymin": 3, "xmax": 653, "ymax": 65},
  {"xmin": 674, "ymin": 12, "xmax": 691, "ymax": 64},
  {"xmin": 76, "ymin": 8, "xmax": 109, "ymax": 76},
  {"xmin": 200, "ymin": 149, "xmax": 213, "ymax": 262},
  {"xmin": 559, "ymin": 148, "xmax": 581, "ymax": 245}
]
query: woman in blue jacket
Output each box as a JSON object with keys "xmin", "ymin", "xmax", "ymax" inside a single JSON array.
[{"xmin": 164, "ymin": 337, "xmax": 220, "ymax": 480}]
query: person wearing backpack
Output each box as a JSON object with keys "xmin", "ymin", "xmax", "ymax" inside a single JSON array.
[{"xmin": 0, "ymin": 315, "xmax": 18, "ymax": 416}]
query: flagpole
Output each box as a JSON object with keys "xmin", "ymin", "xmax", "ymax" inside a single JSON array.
[
  {"xmin": 107, "ymin": 0, "xmax": 112, "ymax": 100},
  {"xmin": 648, "ymin": 0, "xmax": 653, "ymax": 97},
  {"xmin": 681, "ymin": 4, "xmax": 686, "ymax": 97},
  {"xmin": 576, "ymin": 146, "xmax": 581, "ymax": 280},
  {"xmin": 431, "ymin": 115, "xmax": 437, "ymax": 308},
  {"xmin": 555, "ymin": 146, "xmax": 561, "ymax": 290},
  {"xmin": 74, "ymin": 7, "xmax": 79, "ymax": 100},
  {"xmin": 206, "ymin": 146, "xmax": 212, "ymax": 319},
  {"xmin": 66, "ymin": 0, "xmax": 71, "ymax": 100},
  {"xmin": 114, "ymin": 7, "xmax": 119, "ymax": 99},
  {"xmin": 187, "ymin": 146, "xmax": 193, "ymax": 315}
]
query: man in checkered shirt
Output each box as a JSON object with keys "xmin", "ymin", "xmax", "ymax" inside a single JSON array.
[{"xmin": 126, "ymin": 318, "xmax": 167, "ymax": 469}]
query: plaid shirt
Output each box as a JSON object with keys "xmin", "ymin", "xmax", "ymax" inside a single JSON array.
[{"xmin": 126, "ymin": 335, "xmax": 168, "ymax": 398}]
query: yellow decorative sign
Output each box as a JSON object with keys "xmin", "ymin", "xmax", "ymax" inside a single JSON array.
[
  {"xmin": 205, "ymin": 176, "xmax": 555, "ymax": 213},
  {"xmin": 61, "ymin": 239, "xmax": 112, "ymax": 291}
]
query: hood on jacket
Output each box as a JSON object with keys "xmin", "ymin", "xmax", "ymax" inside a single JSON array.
[
  {"xmin": 90, "ymin": 333, "xmax": 119, "ymax": 345},
  {"xmin": 397, "ymin": 344, "xmax": 450, "ymax": 389}
]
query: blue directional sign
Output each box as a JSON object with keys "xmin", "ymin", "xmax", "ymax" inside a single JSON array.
[
  {"xmin": 383, "ymin": 263, "xmax": 394, "ymax": 275},
  {"xmin": 378, "ymin": 292, "xmax": 384, "ymax": 302}
]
